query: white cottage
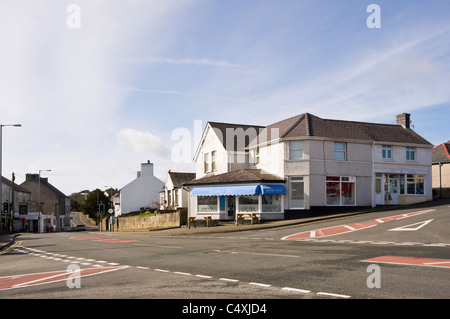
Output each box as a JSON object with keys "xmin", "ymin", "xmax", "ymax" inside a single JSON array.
[
  {"xmin": 119, "ymin": 161, "xmax": 164, "ymax": 215},
  {"xmin": 160, "ymin": 171, "xmax": 195, "ymax": 209}
]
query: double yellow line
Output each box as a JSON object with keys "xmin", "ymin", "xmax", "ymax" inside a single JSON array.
[{"xmin": 0, "ymin": 240, "xmax": 22, "ymax": 255}]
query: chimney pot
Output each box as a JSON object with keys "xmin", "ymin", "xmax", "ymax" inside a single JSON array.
[{"xmin": 396, "ymin": 113, "xmax": 411, "ymax": 129}]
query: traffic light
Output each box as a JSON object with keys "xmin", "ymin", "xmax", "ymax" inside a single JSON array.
[
  {"xmin": 99, "ymin": 203, "xmax": 105, "ymax": 215},
  {"xmin": 3, "ymin": 202, "xmax": 8, "ymax": 214}
]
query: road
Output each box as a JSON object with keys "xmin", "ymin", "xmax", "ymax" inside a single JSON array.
[{"xmin": 1, "ymin": 201, "xmax": 449, "ymax": 303}]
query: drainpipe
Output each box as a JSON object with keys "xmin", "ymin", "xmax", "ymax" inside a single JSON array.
[{"xmin": 371, "ymin": 142, "xmax": 376, "ymax": 208}]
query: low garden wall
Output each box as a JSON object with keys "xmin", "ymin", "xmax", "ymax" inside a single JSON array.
[{"xmin": 101, "ymin": 209, "xmax": 187, "ymax": 231}]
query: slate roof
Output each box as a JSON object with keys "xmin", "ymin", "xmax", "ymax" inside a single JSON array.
[
  {"xmin": 208, "ymin": 122, "xmax": 265, "ymax": 151},
  {"xmin": 1, "ymin": 176, "xmax": 31, "ymax": 193},
  {"xmin": 168, "ymin": 171, "xmax": 196, "ymax": 188},
  {"xmin": 432, "ymin": 142, "xmax": 450, "ymax": 163},
  {"xmin": 251, "ymin": 113, "xmax": 432, "ymax": 146},
  {"xmin": 184, "ymin": 169, "xmax": 284, "ymax": 186}
]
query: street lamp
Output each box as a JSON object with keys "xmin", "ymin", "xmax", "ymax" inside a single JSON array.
[{"xmin": 0, "ymin": 124, "xmax": 22, "ymax": 235}]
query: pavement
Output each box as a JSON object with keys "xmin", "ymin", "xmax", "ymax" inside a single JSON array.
[{"xmin": 1, "ymin": 199, "xmax": 448, "ymax": 246}]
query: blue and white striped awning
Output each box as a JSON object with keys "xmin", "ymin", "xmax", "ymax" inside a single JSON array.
[
  {"xmin": 260, "ymin": 184, "xmax": 286, "ymax": 195},
  {"xmin": 191, "ymin": 184, "xmax": 285, "ymax": 196}
]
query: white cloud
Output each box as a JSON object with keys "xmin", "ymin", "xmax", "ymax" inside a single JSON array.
[{"xmin": 116, "ymin": 128, "xmax": 168, "ymax": 157}]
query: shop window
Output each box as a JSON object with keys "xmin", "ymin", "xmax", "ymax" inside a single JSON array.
[
  {"xmin": 238, "ymin": 195, "xmax": 258, "ymax": 212},
  {"xmin": 326, "ymin": 176, "xmax": 356, "ymax": 206},
  {"xmin": 197, "ymin": 196, "xmax": 218, "ymax": 212},
  {"xmin": 407, "ymin": 175, "xmax": 425, "ymax": 195},
  {"xmin": 262, "ymin": 194, "xmax": 282, "ymax": 212}
]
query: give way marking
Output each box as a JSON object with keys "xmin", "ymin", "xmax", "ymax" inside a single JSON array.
[
  {"xmin": 361, "ymin": 256, "xmax": 450, "ymax": 269},
  {"xmin": 281, "ymin": 209, "xmax": 435, "ymax": 240},
  {"xmin": 0, "ymin": 266, "xmax": 127, "ymax": 291},
  {"xmin": 388, "ymin": 219, "xmax": 433, "ymax": 231}
]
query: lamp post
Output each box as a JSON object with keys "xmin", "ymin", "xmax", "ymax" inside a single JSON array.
[{"xmin": 0, "ymin": 124, "xmax": 21, "ymax": 235}]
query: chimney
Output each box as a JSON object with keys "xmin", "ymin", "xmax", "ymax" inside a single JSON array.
[
  {"xmin": 396, "ymin": 113, "xmax": 411, "ymax": 129},
  {"xmin": 25, "ymin": 174, "xmax": 39, "ymax": 182},
  {"xmin": 139, "ymin": 161, "xmax": 154, "ymax": 177}
]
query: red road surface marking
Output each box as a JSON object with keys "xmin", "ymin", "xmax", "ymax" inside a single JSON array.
[
  {"xmin": 282, "ymin": 209, "xmax": 435, "ymax": 240},
  {"xmin": 71, "ymin": 236, "xmax": 137, "ymax": 243},
  {"xmin": 0, "ymin": 266, "xmax": 126, "ymax": 291},
  {"xmin": 362, "ymin": 256, "xmax": 450, "ymax": 269}
]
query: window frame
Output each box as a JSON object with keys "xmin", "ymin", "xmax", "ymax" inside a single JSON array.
[
  {"xmin": 406, "ymin": 147, "xmax": 416, "ymax": 161},
  {"xmin": 203, "ymin": 153, "xmax": 209, "ymax": 173},
  {"xmin": 334, "ymin": 142, "xmax": 347, "ymax": 160},
  {"xmin": 326, "ymin": 176, "xmax": 356, "ymax": 206},
  {"xmin": 289, "ymin": 176, "xmax": 305, "ymax": 209},
  {"xmin": 289, "ymin": 141, "xmax": 303, "ymax": 160},
  {"xmin": 211, "ymin": 151, "xmax": 216, "ymax": 171},
  {"xmin": 382, "ymin": 145, "xmax": 392, "ymax": 159}
]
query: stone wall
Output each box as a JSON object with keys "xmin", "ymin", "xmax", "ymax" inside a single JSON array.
[{"xmin": 101, "ymin": 209, "xmax": 186, "ymax": 231}]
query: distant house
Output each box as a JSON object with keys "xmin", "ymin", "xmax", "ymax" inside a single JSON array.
[
  {"xmin": 1, "ymin": 176, "xmax": 32, "ymax": 233},
  {"xmin": 20, "ymin": 174, "xmax": 70, "ymax": 231},
  {"xmin": 160, "ymin": 171, "xmax": 195, "ymax": 210},
  {"xmin": 185, "ymin": 112, "xmax": 433, "ymax": 221},
  {"xmin": 119, "ymin": 161, "xmax": 164, "ymax": 215},
  {"xmin": 432, "ymin": 141, "xmax": 450, "ymax": 198}
]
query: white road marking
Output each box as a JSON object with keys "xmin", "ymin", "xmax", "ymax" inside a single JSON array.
[
  {"xmin": 219, "ymin": 278, "xmax": 239, "ymax": 282},
  {"xmin": 282, "ymin": 287, "xmax": 311, "ymax": 294},
  {"xmin": 317, "ymin": 292, "xmax": 351, "ymax": 299},
  {"xmin": 173, "ymin": 272, "xmax": 191, "ymax": 276},
  {"xmin": 248, "ymin": 282, "xmax": 271, "ymax": 288}
]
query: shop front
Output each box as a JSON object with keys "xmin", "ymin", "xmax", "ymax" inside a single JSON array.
[{"xmin": 190, "ymin": 184, "xmax": 285, "ymax": 221}]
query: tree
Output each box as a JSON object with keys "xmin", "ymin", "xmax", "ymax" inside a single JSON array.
[
  {"xmin": 81, "ymin": 189, "xmax": 111, "ymax": 221},
  {"xmin": 69, "ymin": 191, "xmax": 87, "ymax": 212}
]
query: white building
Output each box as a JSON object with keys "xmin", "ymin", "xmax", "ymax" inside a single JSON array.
[
  {"xmin": 119, "ymin": 161, "xmax": 164, "ymax": 215},
  {"xmin": 160, "ymin": 171, "xmax": 195, "ymax": 210},
  {"xmin": 185, "ymin": 113, "xmax": 433, "ymax": 221}
]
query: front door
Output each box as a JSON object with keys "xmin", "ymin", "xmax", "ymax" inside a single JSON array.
[
  {"xmin": 226, "ymin": 196, "xmax": 235, "ymax": 220},
  {"xmin": 385, "ymin": 174, "xmax": 399, "ymax": 205}
]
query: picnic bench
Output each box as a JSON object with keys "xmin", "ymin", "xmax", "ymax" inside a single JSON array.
[
  {"xmin": 236, "ymin": 213, "xmax": 260, "ymax": 226},
  {"xmin": 188, "ymin": 216, "xmax": 216, "ymax": 228},
  {"xmin": 204, "ymin": 216, "xmax": 215, "ymax": 227},
  {"xmin": 188, "ymin": 217, "xmax": 197, "ymax": 228}
]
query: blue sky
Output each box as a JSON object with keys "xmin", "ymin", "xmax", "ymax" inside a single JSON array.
[{"xmin": 1, "ymin": 0, "xmax": 449, "ymax": 195}]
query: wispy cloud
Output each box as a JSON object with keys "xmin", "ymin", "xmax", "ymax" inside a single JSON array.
[{"xmin": 123, "ymin": 57, "xmax": 241, "ymax": 68}]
